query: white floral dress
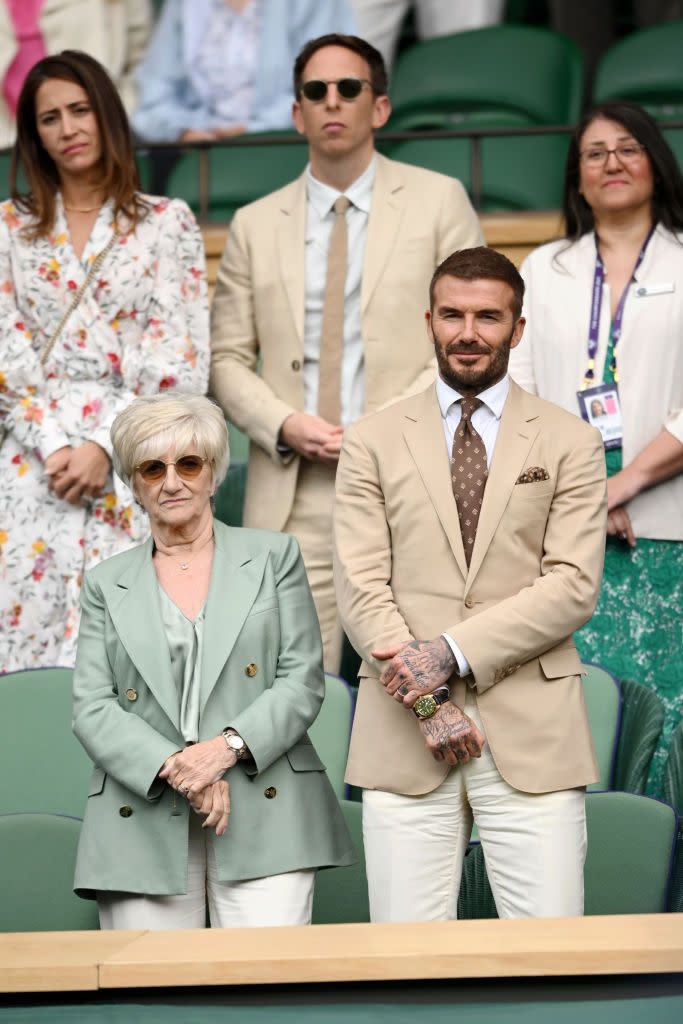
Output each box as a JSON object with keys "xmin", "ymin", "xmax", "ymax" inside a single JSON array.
[{"xmin": 0, "ymin": 193, "xmax": 209, "ymax": 671}]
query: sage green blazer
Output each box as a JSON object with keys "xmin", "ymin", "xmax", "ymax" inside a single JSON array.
[{"xmin": 73, "ymin": 520, "xmax": 355, "ymax": 898}]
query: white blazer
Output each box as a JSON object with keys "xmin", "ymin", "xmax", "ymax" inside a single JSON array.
[{"xmin": 510, "ymin": 225, "xmax": 683, "ymax": 541}]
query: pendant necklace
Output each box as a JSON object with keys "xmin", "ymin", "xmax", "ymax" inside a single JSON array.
[{"xmin": 156, "ymin": 533, "xmax": 214, "ymax": 571}]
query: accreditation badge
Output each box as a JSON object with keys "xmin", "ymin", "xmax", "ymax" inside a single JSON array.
[{"xmin": 576, "ymin": 384, "xmax": 623, "ymax": 449}]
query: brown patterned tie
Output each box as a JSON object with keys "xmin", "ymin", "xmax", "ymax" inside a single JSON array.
[
  {"xmin": 451, "ymin": 397, "xmax": 488, "ymax": 566},
  {"xmin": 318, "ymin": 195, "xmax": 350, "ymax": 425}
]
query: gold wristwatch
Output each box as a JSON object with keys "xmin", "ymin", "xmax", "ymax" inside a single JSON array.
[{"xmin": 413, "ymin": 685, "xmax": 451, "ymax": 720}]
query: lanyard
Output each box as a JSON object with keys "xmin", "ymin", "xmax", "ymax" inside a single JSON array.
[{"xmin": 583, "ymin": 227, "xmax": 654, "ymax": 389}]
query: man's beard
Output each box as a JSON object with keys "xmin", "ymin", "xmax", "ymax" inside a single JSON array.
[{"xmin": 432, "ymin": 325, "xmax": 515, "ymax": 394}]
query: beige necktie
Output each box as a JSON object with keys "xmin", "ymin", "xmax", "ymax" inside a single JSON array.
[
  {"xmin": 318, "ymin": 195, "xmax": 350, "ymax": 425},
  {"xmin": 451, "ymin": 397, "xmax": 488, "ymax": 566}
]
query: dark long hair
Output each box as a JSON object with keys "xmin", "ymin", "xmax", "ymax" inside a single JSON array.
[
  {"xmin": 562, "ymin": 100, "xmax": 683, "ymax": 241},
  {"xmin": 11, "ymin": 50, "xmax": 148, "ymax": 238}
]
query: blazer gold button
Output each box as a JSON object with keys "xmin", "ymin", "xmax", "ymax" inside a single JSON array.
[
  {"xmin": 291, "ymin": 359, "xmax": 301, "ymax": 371},
  {"xmin": 464, "ymin": 596, "xmax": 475, "ymax": 609},
  {"xmin": 125, "ymin": 688, "xmax": 137, "ymax": 701},
  {"xmin": 264, "ymin": 786, "xmax": 277, "ymax": 799},
  {"xmin": 119, "ymin": 805, "xmax": 133, "ymax": 818},
  {"xmin": 245, "ymin": 663, "xmax": 258, "ymax": 677}
]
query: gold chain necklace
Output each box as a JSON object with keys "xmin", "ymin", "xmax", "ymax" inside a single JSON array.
[
  {"xmin": 155, "ymin": 533, "xmax": 214, "ymax": 572},
  {"xmin": 64, "ymin": 204, "xmax": 103, "ymax": 213}
]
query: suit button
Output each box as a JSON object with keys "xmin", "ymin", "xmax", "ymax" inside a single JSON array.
[
  {"xmin": 291, "ymin": 359, "xmax": 301, "ymax": 371},
  {"xmin": 464, "ymin": 596, "xmax": 475, "ymax": 609},
  {"xmin": 125, "ymin": 688, "xmax": 137, "ymax": 701},
  {"xmin": 119, "ymin": 805, "xmax": 133, "ymax": 818},
  {"xmin": 264, "ymin": 787, "xmax": 277, "ymax": 799},
  {"xmin": 245, "ymin": 663, "xmax": 258, "ymax": 677}
]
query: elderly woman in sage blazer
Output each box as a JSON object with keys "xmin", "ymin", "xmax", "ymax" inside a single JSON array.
[{"xmin": 72, "ymin": 392, "xmax": 354, "ymax": 930}]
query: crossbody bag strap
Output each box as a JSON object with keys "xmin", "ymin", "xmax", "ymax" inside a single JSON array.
[{"xmin": 38, "ymin": 229, "xmax": 120, "ymax": 368}]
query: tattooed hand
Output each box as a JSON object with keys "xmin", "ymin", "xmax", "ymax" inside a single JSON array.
[
  {"xmin": 372, "ymin": 637, "xmax": 457, "ymax": 708},
  {"xmin": 419, "ymin": 703, "xmax": 486, "ymax": 765}
]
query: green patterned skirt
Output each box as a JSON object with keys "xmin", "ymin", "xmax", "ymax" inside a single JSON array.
[{"xmin": 574, "ymin": 449, "xmax": 683, "ymax": 795}]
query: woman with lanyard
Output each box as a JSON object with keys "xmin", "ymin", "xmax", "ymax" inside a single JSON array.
[{"xmin": 509, "ymin": 101, "xmax": 683, "ymax": 793}]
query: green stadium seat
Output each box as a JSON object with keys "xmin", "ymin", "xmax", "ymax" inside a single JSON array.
[
  {"xmin": 386, "ymin": 133, "xmax": 569, "ymax": 211},
  {"xmin": 582, "ymin": 663, "xmax": 621, "ymax": 792},
  {"xmin": 594, "ymin": 20, "xmax": 683, "ymax": 121},
  {"xmin": 459, "ymin": 790, "xmax": 678, "ymax": 919},
  {"xmin": 308, "ymin": 673, "xmax": 355, "ymax": 801},
  {"xmin": 312, "ymin": 799, "xmax": 369, "ymax": 923},
  {"xmin": 662, "ymin": 719, "xmax": 683, "ymax": 912},
  {"xmin": 164, "ymin": 132, "xmax": 308, "ymax": 220},
  {"xmin": 388, "ymin": 26, "xmax": 583, "ymax": 131},
  {"xmin": 0, "ymin": 812, "xmax": 99, "ymax": 931},
  {"xmin": 0, "ymin": 667, "xmax": 92, "ymax": 818}
]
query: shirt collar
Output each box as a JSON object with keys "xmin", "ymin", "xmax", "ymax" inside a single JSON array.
[
  {"xmin": 306, "ymin": 153, "xmax": 377, "ymax": 218},
  {"xmin": 436, "ymin": 373, "xmax": 510, "ymax": 421}
]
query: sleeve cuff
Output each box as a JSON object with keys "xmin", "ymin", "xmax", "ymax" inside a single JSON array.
[{"xmin": 442, "ymin": 632, "xmax": 471, "ymax": 678}]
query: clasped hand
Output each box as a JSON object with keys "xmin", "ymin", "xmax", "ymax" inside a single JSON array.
[
  {"xmin": 44, "ymin": 442, "xmax": 110, "ymax": 506},
  {"xmin": 419, "ymin": 703, "xmax": 486, "ymax": 765},
  {"xmin": 373, "ymin": 637, "xmax": 457, "ymax": 707},
  {"xmin": 160, "ymin": 737, "xmax": 235, "ymax": 835}
]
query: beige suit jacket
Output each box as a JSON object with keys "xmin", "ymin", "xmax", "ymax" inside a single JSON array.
[
  {"xmin": 210, "ymin": 154, "xmax": 483, "ymax": 531},
  {"xmin": 333, "ymin": 379, "xmax": 607, "ymax": 796}
]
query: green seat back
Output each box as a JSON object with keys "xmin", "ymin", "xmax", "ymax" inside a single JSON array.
[
  {"xmin": 165, "ymin": 133, "xmax": 308, "ymax": 221},
  {"xmin": 0, "ymin": 813, "xmax": 99, "ymax": 931},
  {"xmin": 388, "ymin": 26, "xmax": 583, "ymax": 131},
  {"xmin": 308, "ymin": 673, "xmax": 355, "ymax": 801},
  {"xmin": 582, "ymin": 663, "xmax": 621, "ymax": 791},
  {"xmin": 386, "ymin": 133, "xmax": 569, "ymax": 211},
  {"xmin": 213, "ymin": 421, "xmax": 249, "ymax": 528},
  {"xmin": 0, "ymin": 668, "xmax": 92, "ymax": 817},
  {"xmin": 663, "ymin": 720, "xmax": 683, "ymax": 913},
  {"xmin": 613, "ymin": 677, "xmax": 664, "ymax": 794},
  {"xmin": 584, "ymin": 791, "xmax": 676, "ymax": 914},
  {"xmin": 312, "ymin": 799, "xmax": 369, "ymax": 923},
  {"xmin": 594, "ymin": 20, "xmax": 683, "ymax": 120}
]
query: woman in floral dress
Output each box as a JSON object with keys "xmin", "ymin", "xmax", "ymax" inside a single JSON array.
[{"xmin": 0, "ymin": 50, "xmax": 209, "ymax": 671}]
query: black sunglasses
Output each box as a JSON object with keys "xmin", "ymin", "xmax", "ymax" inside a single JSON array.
[
  {"xmin": 300, "ymin": 77, "xmax": 371, "ymax": 102},
  {"xmin": 136, "ymin": 455, "xmax": 207, "ymax": 482}
]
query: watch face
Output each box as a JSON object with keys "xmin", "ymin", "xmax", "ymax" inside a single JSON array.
[
  {"xmin": 414, "ymin": 694, "xmax": 438, "ymax": 719},
  {"xmin": 228, "ymin": 735, "xmax": 245, "ymax": 752}
]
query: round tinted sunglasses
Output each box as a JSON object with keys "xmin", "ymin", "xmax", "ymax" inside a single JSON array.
[
  {"xmin": 136, "ymin": 455, "xmax": 208, "ymax": 482},
  {"xmin": 300, "ymin": 77, "xmax": 371, "ymax": 102}
]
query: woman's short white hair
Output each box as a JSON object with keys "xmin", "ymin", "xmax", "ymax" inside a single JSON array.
[{"xmin": 111, "ymin": 393, "xmax": 230, "ymax": 488}]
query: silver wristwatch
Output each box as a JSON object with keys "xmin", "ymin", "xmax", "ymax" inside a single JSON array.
[{"xmin": 222, "ymin": 729, "xmax": 248, "ymax": 760}]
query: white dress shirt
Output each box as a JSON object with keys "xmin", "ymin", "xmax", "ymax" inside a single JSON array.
[
  {"xmin": 303, "ymin": 155, "xmax": 377, "ymax": 426},
  {"xmin": 435, "ymin": 372, "xmax": 511, "ymax": 678}
]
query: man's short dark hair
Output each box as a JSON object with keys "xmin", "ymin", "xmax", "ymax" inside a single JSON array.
[
  {"xmin": 293, "ymin": 34, "xmax": 388, "ymax": 98},
  {"xmin": 429, "ymin": 247, "xmax": 525, "ymax": 320}
]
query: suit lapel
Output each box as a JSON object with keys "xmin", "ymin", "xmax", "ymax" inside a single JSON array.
[
  {"xmin": 276, "ymin": 174, "xmax": 307, "ymax": 346},
  {"xmin": 200, "ymin": 524, "xmax": 269, "ymax": 712},
  {"xmin": 403, "ymin": 387, "xmax": 469, "ymax": 580},
  {"xmin": 361, "ymin": 155, "xmax": 406, "ymax": 314},
  {"xmin": 104, "ymin": 539, "xmax": 179, "ymax": 732},
  {"xmin": 465, "ymin": 381, "xmax": 540, "ymax": 591}
]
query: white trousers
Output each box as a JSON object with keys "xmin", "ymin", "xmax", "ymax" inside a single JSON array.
[
  {"xmin": 351, "ymin": 0, "xmax": 506, "ymax": 69},
  {"xmin": 98, "ymin": 813, "xmax": 316, "ymax": 930},
  {"xmin": 362, "ymin": 695, "xmax": 586, "ymax": 922}
]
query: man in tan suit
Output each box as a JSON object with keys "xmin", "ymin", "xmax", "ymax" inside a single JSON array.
[
  {"xmin": 210, "ymin": 33, "xmax": 483, "ymax": 671},
  {"xmin": 334, "ymin": 247, "xmax": 607, "ymax": 921}
]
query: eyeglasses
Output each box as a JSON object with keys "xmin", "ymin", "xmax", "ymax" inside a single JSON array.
[
  {"xmin": 300, "ymin": 77, "xmax": 371, "ymax": 102},
  {"xmin": 135, "ymin": 455, "xmax": 207, "ymax": 482},
  {"xmin": 580, "ymin": 142, "xmax": 646, "ymax": 167}
]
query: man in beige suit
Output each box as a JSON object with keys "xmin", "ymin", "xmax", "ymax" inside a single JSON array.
[
  {"xmin": 334, "ymin": 247, "xmax": 607, "ymax": 921},
  {"xmin": 210, "ymin": 33, "xmax": 483, "ymax": 671}
]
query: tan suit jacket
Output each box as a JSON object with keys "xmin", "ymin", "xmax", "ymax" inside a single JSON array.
[
  {"xmin": 210, "ymin": 154, "xmax": 483, "ymax": 531},
  {"xmin": 333, "ymin": 379, "xmax": 607, "ymax": 796}
]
